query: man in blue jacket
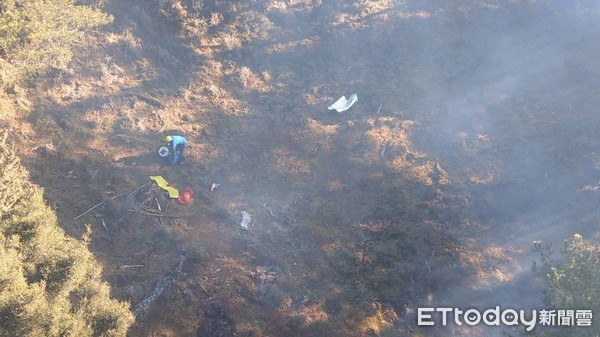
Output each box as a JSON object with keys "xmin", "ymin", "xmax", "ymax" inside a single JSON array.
[{"xmin": 165, "ymin": 135, "xmax": 187, "ymax": 165}]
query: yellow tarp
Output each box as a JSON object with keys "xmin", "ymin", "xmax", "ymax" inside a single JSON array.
[{"xmin": 149, "ymin": 176, "xmax": 179, "ymax": 199}]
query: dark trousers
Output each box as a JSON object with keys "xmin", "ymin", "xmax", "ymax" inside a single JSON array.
[{"xmin": 172, "ymin": 143, "xmax": 185, "ymax": 164}]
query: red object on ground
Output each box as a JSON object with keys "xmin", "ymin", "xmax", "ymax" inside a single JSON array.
[{"xmin": 178, "ymin": 186, "xmax": 193, "ymax": 205}]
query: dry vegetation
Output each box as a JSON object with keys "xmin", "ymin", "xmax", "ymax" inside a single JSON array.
[{"xmin": 2, "ymin": 0, "xmax": 599, "ymax": 336}]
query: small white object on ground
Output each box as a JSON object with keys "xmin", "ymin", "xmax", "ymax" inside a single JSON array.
[
  {"xmin": 158, "ymin": 147, "xmax": 169, "ymax": 157},
  {"xmin": 328, "ymin": 93, "xmax": 358, "ymax": 112},
  {"xmin": 240, "ymin": 211, "xmax": 252, "ymax": 230}
]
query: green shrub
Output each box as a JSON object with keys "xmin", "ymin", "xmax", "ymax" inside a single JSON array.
[
  {"xmin": 0, "ymin": 132, "xmax": 134, "ymax": 337},
  {"xmin": 534, "ymin": 234, "xmax": 599, "ymax": 336},
  {"xmin": 0, "ymin": 0, "xmax": 112, "ymax": 82}
]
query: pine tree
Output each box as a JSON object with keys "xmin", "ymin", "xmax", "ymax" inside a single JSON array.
[{"xmin": 0, "ymin": 132, "xmax": 134, "ymax": 337}]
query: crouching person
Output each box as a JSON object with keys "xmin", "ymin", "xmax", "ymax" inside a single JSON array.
[{"xmin": 165, "ymin": 135, "xmax": 187, "ymax": 165}]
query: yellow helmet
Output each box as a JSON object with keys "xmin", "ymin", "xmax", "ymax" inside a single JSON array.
[{"xmin": 165, "ymin": 136, "xmax": 172, "ymax": 143}]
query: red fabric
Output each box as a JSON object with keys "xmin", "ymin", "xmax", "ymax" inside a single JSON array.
[{"xmin": 178, "ymin": 186, "xmax": 193, "ymax": 205}]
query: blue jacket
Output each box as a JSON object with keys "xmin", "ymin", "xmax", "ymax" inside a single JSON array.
[{"xmin": 167, "ymin": 135, "xmax": 186, "ymax": 164}]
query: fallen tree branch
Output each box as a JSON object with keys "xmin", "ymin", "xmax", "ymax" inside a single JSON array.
[
  {"xmin": 101, "ymin": 218, "xmax": 111, "ymax": 243},
  {"xmin": 111, "ymin": 190, "xmax": 134, "ymax": 200},
  {"xmin": 133, "ymin": 251, "xmax": 190, "ymax": 316},
  {"xmin": 133, "ymin": 279, "xmax": 172, "ymax": 316},
  {"xmin": 75, "ymin": 183, "xmax": 152, "ymax": 220},
  {"xmin": 74, "ymin": 202, "xmax": 104, "ymax": 220},
  {"xmin": 110, "ymin": 183, "xmax": 149, "ymax": 200},
  {"xmin": 198, "ymin": 282, "xmax": 210, "ymax": 296},
  {"xmin": 259, "ymin": 202, "xmax": 275, "ymax": 217},
  {"xmin": 176, "ymin": 254, "xmax": 187, "ymax": 273},
  {"xmin": 126, "ymin": 209, "xmax": 178, "ymax": 218}
]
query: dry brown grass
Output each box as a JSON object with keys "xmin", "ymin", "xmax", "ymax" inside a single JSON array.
[
  {"xmin": 459, "ymin": 244, "xmax": 520, "ymax": 288},
  {"xmin": 177, "ymin": 60, "xmax": 250, "ymax": 115},
  {"xmin": 267, "ymin": 0, "xmax": 322, "ymax": 13},
  {"xmin": 237, "ymin": 66, "xmax": 272, "ymax": 93},
  {"xmin": 194, "ymin": 10, "xmax": 275, "ymax": 51},
  {"xmin": 366, "ymin": 117, "xmax": 415, "ymax": 150},
  {"xmin": 306, "ymin": 118, "xmax": 340, "ymax": 136},
  {"xmin": 294, "ymin": 301, "xmax": 329, "ymax": 325},
  {"xmin": 334, "ymin": 0, "xmax": 431, "ymax": 29},
  {"xmin": 358, "ymin": 304, "xmax": 398, "ymax": 336},
  {"xmin": 365, "ymin": 117, "xmax": 451, "ymax": 185},
  {"xmin": 402, "ymin": 161, "xmax": 435, "ymax": 185},
  {"xmin": 356, "ymin": 0, "xmax": 399, "ymax": 17},
  {"xmin": 270, "ymin": 146, "xmax": 312, "ymax": 177},
  {"xmin": 105, "ymin": 28, "xmax": 142, "ymax": 50},
  {"xmin": 267, "ymin": 36, "xmax": 320, "ymax": 53},
  {"xmin": 466, "ymin": 167, "xmax": 498, "ymax": 184}
]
